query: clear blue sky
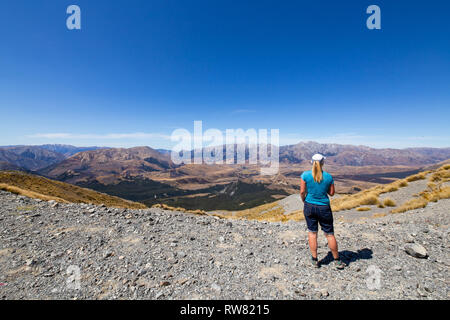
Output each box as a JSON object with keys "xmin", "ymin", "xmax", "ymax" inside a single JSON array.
[{"xmin": 1, "ymin": 0, "xmax": 449, "ymax": 149}]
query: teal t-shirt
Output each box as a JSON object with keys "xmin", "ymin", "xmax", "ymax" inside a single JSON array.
[{"xmin": 301, "ymin": 170, "xmax": 334, "ymax": 206}]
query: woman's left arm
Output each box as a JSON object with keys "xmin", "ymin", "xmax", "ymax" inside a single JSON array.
[{"xmin": 328, "ymin": 183, "xmax": 335, "ymax": 196}]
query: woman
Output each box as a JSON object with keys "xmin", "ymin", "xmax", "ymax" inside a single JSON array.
[{"xmin": 300, "ymin": 153, "xmax": 344, "ymax": 269}]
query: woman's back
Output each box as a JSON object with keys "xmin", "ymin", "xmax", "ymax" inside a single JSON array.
[{"xmin": 301, "ymin": 170, "xmax": 334, "ymax": 206}]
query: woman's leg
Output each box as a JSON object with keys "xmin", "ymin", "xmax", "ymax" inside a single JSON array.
[
  {"xmin": 325, "ymin": 234, "xmax": 339, "ymax": 260},
  {"xmin": 308, "ymin": 231, "xmax": 318, "ymax": 259}
]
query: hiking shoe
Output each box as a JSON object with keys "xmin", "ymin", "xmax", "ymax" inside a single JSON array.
[
  {"xmin": 311, "ymin": 257, "xmax": 319, "ymax": 268},
  {"xmin": 333, "ymin": 259, "xmax": 345, "ymax": 270}
]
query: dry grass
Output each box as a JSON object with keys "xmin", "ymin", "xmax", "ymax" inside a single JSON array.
[
  {"xmin": 330, "ymin": 175, "xmax": 416, "ymax": 212},
  {"xmin": 420, "ymin": 186, "xmax": 450, "ymax": 203},
  {"xmin": 398, "ymin": 180, "xmax": 408, "ymax": 187},
  {"xmin": 152, "ymin": 203, "xmax": 206, "ymax": 216},
  {"xmin": 331, "ymin": 164, "xmax": 450, "ymax": 213},
  {"xmin": 0, "ymin": 171, "xmax": 146, "ymax": 209},
  {"xmin": 331, "ymin": 192, "xmax": 380, "ymax": 211},
  {"xmin": 406, "ymin": 172, "xmax": 428, "ymax": 182},
  {"xmin": 427, "ymin": 182, "xmax": 437, "ymax": 191},
  {"xmin": 391, "ymin": 197, "xmax": 428, "ymax": 213},
  {"xmin": 390, "ymin": 164, "xmax": 450, "ymax": 213},
  {"xmin": 380, "ymin": 185, "xmax": 399, "ymax": 193},
  {"xmin": 236, "ymin": 165, "xmax": 450, "ymax": 219},
  {"xmin": 0, "ymin": 184, "xmax": 68, "ymax": 203},
  {"xmin": 372, "ymin": 212, "xmax": 387, "ymax": 218},
  {"xmin": 382, "ymin": 198, "xmax": 396, "ymax": 207},
  {"xmin": 213, "ymin": 201, "xmax": 305, "ymax": 223},
  {"xmin": 429, "ymin": 166, "xmax": 450, "ymax": 182}
]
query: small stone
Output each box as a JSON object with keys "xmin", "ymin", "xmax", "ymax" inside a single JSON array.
[
  {"xmin": 160, "ymin": 281, "xmax": 171, "ymax": 287},
  {"xmin": 176, "ymin": 251, "xmax": 187, "ymax": 258},
  {"xmin": 405, "ymin": 235, "xmax": 415, "ymax": 243},
  {"xmin": 405, "ymin": 243, "xmax": 428, "ymax": 258},
  {"xmin": 25, "ymin": 259, "xmax": 36, "ymax": 266},
  {"xmin": 211, "ymin": 283, "xmax": 221, "ymax": 292},
  {"xmin": 319, "ymin": 289, "xmax": 329, "ymax": 297}
]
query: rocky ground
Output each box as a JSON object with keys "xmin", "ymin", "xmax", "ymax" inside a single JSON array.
[{"xmin": 0, "ymin": 190, "xmax": 448, "ymax": 300}]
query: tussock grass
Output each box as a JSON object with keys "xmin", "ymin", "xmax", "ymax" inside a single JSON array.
[
  {"xmin": 420, "ymin": 186, "xmax": 450, "ymax": 203},
  {"xmin": 406, "ymin": 172, "xmax": 428, "ymax": 182},
  {"xmin": 0, "ymin": 183, "xmax": 68, "ymax": 203},
  {"xmin": 372, "ymin": 212, "xmax": 387, "ymax": 218},
  {"xmin": 381, "ymin": 185, "xmax": 399, "ymax": 193},
  {"xmin": 427, "ymin": 182, "xmax": 437, "ymax": 191},
  {"xmin": 391, "ymin": 197, "xmax": 428, "ymax": 213},
  {"xmin": 0, "ymin": 171, "xmax": 146, "ymax": 209},
  {"xmin": 331, "ymin": 192, "xmax": 380, "ymax": 211},
  {"xmin": 331, "ymin": 169, "xmax": 432, "ymax": 212},
  {"xmin": 382, "ymin": 198, "xmax": 396, "ymax": 207},
  {"xmin": 391, "ymin": 167, "xmax": 450, "ymax": 213},
  {"xmin": 331, "ymin": 175, "xmax": 417, "ymax": 212},
  {"xmin": 213, "ymin": 201, "xmax": 305, "ymax": 223},
  {"xmin": 398, "ymin": 180, "xmax": 408, "ymax": 187},
  {"xmin": 429, "ymin": 165, "xmax": 450, "ymax": 182},
  {"xmin": 356, "ymin": 207, "xmax": 371, "ymax": 211},
  {"xmin": 152, "ymin": 203, "xmax": 206, "ymax": 215}
]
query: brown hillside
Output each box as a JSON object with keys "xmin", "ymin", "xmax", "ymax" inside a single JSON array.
[{"xmin": 0, "ymin": 171, "xmax": 146, "ymax": 209}]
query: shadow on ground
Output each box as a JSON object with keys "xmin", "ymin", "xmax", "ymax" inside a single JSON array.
[{"xmin": 319, "ymin": 248, "xmax": 373, "ymax": 267}]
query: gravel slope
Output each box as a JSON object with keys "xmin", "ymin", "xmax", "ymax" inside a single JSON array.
[{"xmin": 0, "ymin": 190, "xmax": 448, "ymax": 300}]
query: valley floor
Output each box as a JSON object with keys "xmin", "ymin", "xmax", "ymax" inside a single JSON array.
[{"xmin": 0, "ymin": 190, "xmax": 448, "ymax": 300}]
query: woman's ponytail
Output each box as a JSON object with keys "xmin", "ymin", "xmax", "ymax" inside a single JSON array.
[{"xmin": 312, "ymin": 160, "xmax": 323, "ymax": 183}]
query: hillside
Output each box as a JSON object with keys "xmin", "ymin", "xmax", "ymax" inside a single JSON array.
[
  {"xmin": 211, "ymin": 164, "xmax": 450, "ymax": 222},
  {"xmin": 0, "ymin": 171, "xmax": 146, "ymax": 209},
  {"xmin": 279, "ymin": 142, "xmax": 450, "ymax": 166},
  {"xmin": 39, "ymin": 146, "xmax": 175, "ymax": 184},
  {"xmin": 34, "ymin": 144, "xmax": 448, "ymax": 210},
  {"xmin": 0, "ymin": 146, "xmax": 65, "ymax": 171},
  {"xmin": 39, "ymin": 144, "xmax": 105, "ymax": 157},
  {"xmin": 0, "ymin": 145, "xmax": 106, "ymax": 171},
  {"xmin": 0, "ymin": 188, "xmax": 448, "ymax": 299}
]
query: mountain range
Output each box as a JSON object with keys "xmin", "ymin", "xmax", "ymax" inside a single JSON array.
[{"xmin": 1, "ymin": 142, "xmax": 449, "ymax": 210}]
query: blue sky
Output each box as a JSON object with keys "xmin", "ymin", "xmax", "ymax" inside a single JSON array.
[{"xmin": 0, "ymin": 0, "xmax": 449, "ymax": 149}]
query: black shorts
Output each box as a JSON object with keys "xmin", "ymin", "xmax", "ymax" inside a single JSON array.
[{"xmin": 303, "ymin": 201, "xmax": 334, "ymax": 235}]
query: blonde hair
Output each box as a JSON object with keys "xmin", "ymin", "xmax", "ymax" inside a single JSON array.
[{"xmin": 312, "ymin": 160, "xmax": 323, "ymax": 183}]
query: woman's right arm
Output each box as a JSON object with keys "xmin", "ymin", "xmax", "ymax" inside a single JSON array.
[{"xmin": 300, "ymin": 178, "xmax": 307, "ymax": 202}]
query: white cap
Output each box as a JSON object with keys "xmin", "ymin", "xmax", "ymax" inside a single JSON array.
[{"xmin": 312, "ymin": 153, "xmax": 326, "ymax": 162}]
